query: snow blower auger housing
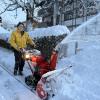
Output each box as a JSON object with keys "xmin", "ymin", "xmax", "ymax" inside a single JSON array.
[{"xmin": 23, "ymin": 49, "xmax": 58, "ymax": 100}]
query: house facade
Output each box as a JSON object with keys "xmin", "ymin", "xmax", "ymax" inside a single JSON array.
[{"xmin": 38, "ymin": 0, "xmax": 100, "ymax": 31}]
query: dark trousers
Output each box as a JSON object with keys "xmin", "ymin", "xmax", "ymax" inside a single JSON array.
[{"xmin": 14, "ymin": 50, "xmax": 25, "ymax": 72}]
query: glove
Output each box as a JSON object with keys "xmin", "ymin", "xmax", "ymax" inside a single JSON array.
[
  {"xmin": 31, "ymin": 43, "xmax": 36, "ymax": 48},
  {"xmin": 17, "ymin": 48, "xmax": 24, "ymax": 53}
]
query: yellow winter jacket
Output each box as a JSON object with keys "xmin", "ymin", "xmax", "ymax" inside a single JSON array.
[{"xmin": 9, "ymin": 29, "xmax": 34, "ymax": 50}]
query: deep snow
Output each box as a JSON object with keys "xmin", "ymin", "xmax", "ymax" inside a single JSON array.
[{"xmin": 52, "ymin": 41, "xmax": 100, "ymax": 100}]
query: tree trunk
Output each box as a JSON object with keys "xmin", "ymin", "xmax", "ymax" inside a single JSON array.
[
  {"xmin": 53, "ymin": 0, "xmax": 58, "ymax": 26},
  {"xmin": 26, "ymin": 9, "xmax": 33, "ymax": 31}
]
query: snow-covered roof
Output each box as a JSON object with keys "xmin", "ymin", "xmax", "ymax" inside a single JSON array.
[{"xmin": 29, "ymin": 25, "xmax": 70, "ymax": 38}]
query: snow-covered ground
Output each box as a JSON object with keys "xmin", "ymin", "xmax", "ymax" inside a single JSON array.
[
  {"xmin": 0, "ymin": 48, "xmax": 40, "ymax": 100},
  {"xmin": 0, "ymin": 66, "xmax": 40, "ymax": 100},
  {"xmin": 51, "ymin": 41, "xmax": 100, "ymax": 100},
  {"xmin": 1, "ymin": 39, "xmax": 100, "ymax": 100}
]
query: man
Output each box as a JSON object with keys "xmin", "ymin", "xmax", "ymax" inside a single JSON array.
[{"xmin": 9, "ymin": 22, "xmax": 35, "ymax": 75}]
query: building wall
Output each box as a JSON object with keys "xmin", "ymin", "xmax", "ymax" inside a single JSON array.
[{"xmin": 40, "ymin": 0, "xmax": 99, "ymax": 31}]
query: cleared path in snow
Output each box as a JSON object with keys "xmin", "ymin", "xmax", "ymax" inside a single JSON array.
[
  {"xmin": 0, "ymin": 47, "xmax": 40, "ymax": 100},
  {"xmin": 0, "ymin": 64, "xmax": 40, "ymax": 100}
]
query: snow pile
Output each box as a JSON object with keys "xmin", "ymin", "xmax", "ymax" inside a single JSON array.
[
  {"xmin": 50, "ymin": 13, "xmax": 100, "ymax": 100},
  {"xmin": 51, "ymin": 41, "xmax": 100, "ymax": 100},
  {"xmin": 0, "ymin": 48, "xmax": 40, "ymax": 100},
  {"xmin": 29, "ymin": 25, "xmax": 70, "ymax": 38},
  {"xmin": 0, "ymin": 11, "xmax": 100, "ymax": 100},
  {"xmin": 0, "ymin": 26, "xmax": 10, "ymax": 41},
  {"xmin": 0, "ymin": 65, "xmax": 40, "ymax": 100}
]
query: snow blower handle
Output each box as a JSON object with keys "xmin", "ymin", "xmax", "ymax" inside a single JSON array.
[{"xmin": 27, "ymin": 60, "xmax": 35, "ymax": 75}]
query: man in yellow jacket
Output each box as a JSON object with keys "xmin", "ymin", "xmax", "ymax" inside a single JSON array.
[{"xmin": 9, "ymin": 22, "xmax": 35, "ymax": 75}]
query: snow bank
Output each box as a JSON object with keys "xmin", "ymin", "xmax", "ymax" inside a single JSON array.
[
  {"xmin": 51, "ymin": 41, "xmax": 100, "ymax": 100},
  {"xmin": 29, "ymin": 25, "xmax": 70, "ymax": 38},
  {"xmin": 50, "ymin": 13, "xmax": 100, "ymax": 100},
  {"xmin": 0, "ymin": 26, "xmax": 10, "ymax": 41},
  {"xmin": 46, "ymin": 13, "xmax": 100, "ymax": 100}
]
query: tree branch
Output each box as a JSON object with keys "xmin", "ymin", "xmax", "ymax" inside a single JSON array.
[
  {"xmin": 0, "ymin": 4, "xmax": 12, "ymax": 14},
  {"xmin": 0, "ymin": 0, "xmax": 25, "ymax": 15}
]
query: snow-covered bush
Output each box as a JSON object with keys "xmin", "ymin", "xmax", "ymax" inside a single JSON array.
[{"xmin": 34, "ymin": 34, "xmax": 67, "ymax": 58}]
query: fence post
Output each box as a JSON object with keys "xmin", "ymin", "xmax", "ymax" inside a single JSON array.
[{"xmin": 75, "ymin": 41, "xmax": 78, "ymax": 54}]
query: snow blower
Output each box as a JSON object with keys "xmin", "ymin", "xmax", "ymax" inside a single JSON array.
[{"xmin": 23, "ymin": 48, "xmax": 58, "ymax": 99}]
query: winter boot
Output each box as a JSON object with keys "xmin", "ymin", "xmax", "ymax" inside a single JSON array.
[
  {"xmin": 14, "ymin": 69, "xmax": 17, "ymax": 75},
  {"xmin": 18, "ymin": 71, "xmax": 23, "ymax": 76}
]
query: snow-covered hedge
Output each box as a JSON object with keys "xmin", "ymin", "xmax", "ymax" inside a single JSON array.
[
  {"xmin": 29, "ymin": 25, "xmax": 70, "ymax": 38},
  {"xmin": 34, "ymin": 34, "xmax": 67, "ymax": 58},
  {"xmin": 29, "ymin": 25, "xmax": 70, "ymax": 58}
]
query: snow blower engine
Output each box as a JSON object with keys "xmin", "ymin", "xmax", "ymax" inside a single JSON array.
[{"xmin": 23, "ymin": 49, "xmax": 58, "ymax": 100}]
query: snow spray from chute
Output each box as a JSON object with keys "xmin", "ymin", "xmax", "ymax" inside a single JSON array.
[{"xmin": 43, "ymin": 66, "xmax": 72, "ymax": 79}]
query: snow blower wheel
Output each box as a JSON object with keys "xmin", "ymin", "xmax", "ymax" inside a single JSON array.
[{"xmin": 25, "ymin": 75, "xmax": 35, "ymax": 86}]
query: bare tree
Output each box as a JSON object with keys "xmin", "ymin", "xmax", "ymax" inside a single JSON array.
[
  {"xmin": 0, "ymin": 0, "xmax": 44, "ymax": 30},
  {"xmin": 0, "ymin": 0, "xmax": 35, "ymax": 20}
]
